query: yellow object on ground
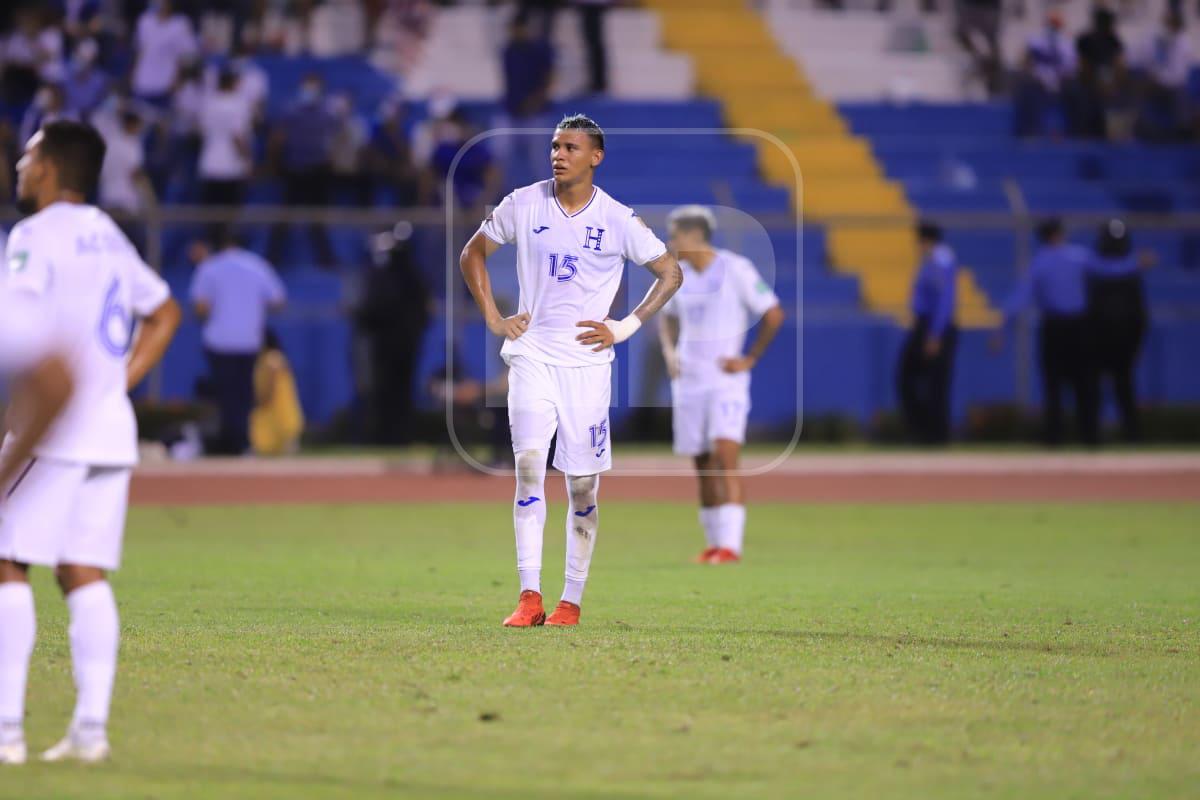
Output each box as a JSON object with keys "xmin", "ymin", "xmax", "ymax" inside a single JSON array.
[{"xmin": 250, "ymin": 349, "xmax": 305, "ymax": 456}]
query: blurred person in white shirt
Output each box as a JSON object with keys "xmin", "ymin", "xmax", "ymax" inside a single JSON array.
[
  {"xmin": 96, "ymin": 108, "xmax": 154, "ymax": 226},
  {"xmin": 1135, "ymin": 9, "xmax": 1194, "ymax": 139},
  {"xmin": 198, "ymin": 67, "xmax": 255, "ymax": 209},
  {"xmin": 131, "ymin": 0, "xmax": 198, "ymax": 106},
  {"xmin": 328, "ymin": 91, "xmax": 370, "ymax": 205}
]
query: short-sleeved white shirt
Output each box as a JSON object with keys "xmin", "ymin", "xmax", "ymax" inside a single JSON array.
[
  {"xmin": 478, "ymin": 179, "xmax": 667, "ymax": 367},
  {"xmin": 198, "ymin": 89, "xmax": 254, "ymax": 180},
  {"xmin": 2, "ymin": 203, "xmax": 172, "ymax": 466},
  {"xmin": 132, "ymin": 12, "xmax": 197, "ymax": 97},
  {"xmin": 663, "ymin": 248, "xmax": 780, "ymax": 394}
]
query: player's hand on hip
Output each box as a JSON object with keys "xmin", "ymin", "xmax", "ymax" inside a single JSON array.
[
  {"xmin": 719, "ymin": 355, "xmax": 755, "ymax": 374},
  {"xmin": 575, "ymin": 320, "xmax": 615, "ymax": 352},
  {"xmin": 489, "ymin": 312, "xmax": 530, "ymax": 340}
]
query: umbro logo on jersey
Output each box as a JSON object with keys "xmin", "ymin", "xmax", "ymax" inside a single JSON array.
[{"xmin": 533, "ymin": 226, "xmax": 550, "ymax": 234}]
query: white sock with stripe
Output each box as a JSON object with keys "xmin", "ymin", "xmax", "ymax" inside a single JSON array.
[
  {"xmin": 0, "ymin": 582, "xmax": 36, "ymax": 743},
  {"xmin": 514, "ymin": 450, "xmax": 547, "ymax": 594},
  {"xmin": 67, "ymin": 581, "xmax": 119, "ymax": 739}
]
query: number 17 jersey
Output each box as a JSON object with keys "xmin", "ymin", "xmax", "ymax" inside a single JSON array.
[
  {"xmin": 479, "ymin": 180, "xmax": 667, "ymax": 367},
  {"xmin": 3, "ymin": 202, "xmax": 171, "ymax": 466}
]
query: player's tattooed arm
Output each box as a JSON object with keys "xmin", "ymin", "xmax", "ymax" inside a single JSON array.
[
  {"xmin": 659, "ymin": 313, "xmax": 681, "ymax": 379},
  {"xmin": 128, "ymin": 297, "xmax": 182, "ymax": 391},
  {"xmin": 633, "ymin": 251, "xmax": 683, "ymax": 324},
  {"xmin": 460, "ymin": 232, "xmax": 530, "ymax": 340}
]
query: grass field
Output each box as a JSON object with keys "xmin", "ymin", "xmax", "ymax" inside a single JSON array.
[{"xmin": 11, "ymin": 502, "xmax": 1200, "ymax": 799}]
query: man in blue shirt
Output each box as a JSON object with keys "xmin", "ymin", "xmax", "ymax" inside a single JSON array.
[
  {"xmin": 996, "ymin": 218, "xmax": 1099, "ymax": 445},
  {"xmin": 897, "ymin": 222, "xmax": 959, "ymax": 445},
  {"xmin": 190, "ymin": 228, "xmax": 287, "ymax": 454}
]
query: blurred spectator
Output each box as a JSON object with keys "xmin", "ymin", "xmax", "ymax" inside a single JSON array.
[
  {"xmin": 63, "ymin": 38, "xmax": 109, "ymax": 119},
  {"xmin": 96, "ymin": 107, "xmax": 154, "ymax": 225},
  {"xmin": 328, "ymin": 91, "xmax": 370, "ymax": 205},
  {"xmin": 206, "ymin": 35, "xmax": 269, "ymax": 122},
  {"xmin": 416, "ymin": 102, "xmax": 499, "ymax": 211},
  {"xmin": 269, "ymin": 72, "xmax": 336, "ymax": 266},
  {"xmin": 19, "ymin": 84, "xmax": 75, "ymax": 149},
  {"xmin": 1013, "ymin": 11, "xmax": 1075, "ymax": 137},
  {"xmin": 897, "ymin": 222, "xmax": 959, "ymax": 445},
  {"xmin": 367, "ymin": 96, "xmax": 418, "ymax": 206},
  {"xmin": 198, "ymin": 67, "xmax": 255, "ymax": 209},
  {"xmin": 355, "ymin": 228, "xmax": 430, "ymax": 445},
  {"xmin": 1, "ymin": 8, "xmax": 65, "ymax": 109},
  {"xmin": 955, "ymin": 0, "xmax": 1004, "ymax": 96},
  {"xmin": 250, "ymin": 329, "xmax": 305, "ymax": 456},
  {"xmin": 190, "ymin": 228, "xmax": 287, "ymax": 455},
  {"xmin": 1134, "ymin": 9, "xmax": 1194, "ymax": 140},
  {"xmin": 132, "ymin": 0, "xmax": 198, "ymax": 106},
  {"xmin": 169, "ymin": 58, "xmax": 205, "ymax": 187},
  {"xmin": 996, "ymin": 218, "xmax": 1099, "ymax": 446},
  {"xmin": 1086, "ymin": 219, "xmax": 1154, "ymax": 442},
  {"xmin": 515, "ymin": 0, "xmax": 562, "ymax": 40},
  {"xmin": 1069, "ymin": 5, "xmax": 1131, "ymax": 139},
  {"xmin": 498, "ymin": 15, "xmax": 555, "ymax": 185},
  {"xmin": 574, "ymin": 0, "xmax": 610, "ymax": 95}
]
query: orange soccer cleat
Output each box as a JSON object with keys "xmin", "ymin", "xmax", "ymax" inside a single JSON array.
[
  {"xmin": 503, "ymin": 590, "xmax": 546, "ymax": 627},
  {"xmin": 706, "ymin": 548, "xmax": 741, "ymax": 564},
  {"xmin": 693, "ymin": 546, "xmax": 720, "ymax": 564},
  {"xmin": 545, "ymin": 600, "xmax": 581, "ymax": 626}
]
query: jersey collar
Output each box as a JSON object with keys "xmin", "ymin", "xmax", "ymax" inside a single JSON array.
[{"xmin": 553, "ymin": 185, "xmax": 598, "ymax": 219}]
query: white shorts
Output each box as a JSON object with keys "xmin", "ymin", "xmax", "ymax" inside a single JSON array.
[
  {"xmin": 0, "ymin": 457, "xmax": 131, "ymax": 570},
  {"xmin": 508, "ymin": 356, "xmax": 612, "ymax": 475},
  {"xmin": 672, "ymin": 387, "xmax": 751, "ymax": 457}
]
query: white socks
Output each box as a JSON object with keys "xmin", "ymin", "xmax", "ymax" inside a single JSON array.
[
  {"xmin": 563, "ymin": 474, "xmax": 599, "ymax": 606},
  {"xmin": 699, "ymin": 507, "xmax": 720, "ymax": 549},
  {"xmin": 0, "ymin": 583, "xmax": 35, "ymax": 739},
  {"xmin": 703, "ymin": 504, "xmax": 746, "ymax": 554},
  {"xmin": 514, "ymin": 450, "xmax": 547, "ymax": 594},
  {"xmin": 66, "ymin": 582, "xmax": 119, "ymax": 733}
]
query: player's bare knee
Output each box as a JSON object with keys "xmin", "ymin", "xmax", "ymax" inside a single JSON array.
[
  {"xmin": 0, "ymin": 559, "xmax": 30, "ymax": 583},
  {"xmin": 567, "ymin": 473, "xmax": 598, "ymax": 508},
  {"xmin": 55, "ymin": 563, "xmax": 105, "ymax": 594}
]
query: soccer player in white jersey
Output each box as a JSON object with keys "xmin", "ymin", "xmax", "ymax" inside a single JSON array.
[
  {"xmin": 659, "ymin": 206, "xmax": 784, "ymax": 565},
  {"xmin": 460, "ymin": 114, "xmax": 682, "ymax": 627},
  {"xmin": 0, "ymin": 120, "xmax": 181, "ymax": 765}
]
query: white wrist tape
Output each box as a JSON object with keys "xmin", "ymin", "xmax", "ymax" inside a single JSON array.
[{"xmin": 604, "ymin": 315, "xmax": 642, "ymax": 344}]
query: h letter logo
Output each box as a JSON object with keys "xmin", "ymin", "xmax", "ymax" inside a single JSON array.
[{"xmin": 583, "ymin": 227, "xmax": 605, "ymax": 252}]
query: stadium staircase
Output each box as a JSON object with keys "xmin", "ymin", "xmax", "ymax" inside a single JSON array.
[{"xmin": 641, "ymin": 0, "xmax": 999, "ymax": 328}]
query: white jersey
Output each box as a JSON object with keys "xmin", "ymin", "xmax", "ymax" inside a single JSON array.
[
  {"xmin": 664, "ymin": 248, "xmax": 780, "ymax": 394},
  {"xmin": 2, "ymin": 202, "xmax": 171, "ymax": 466},
  {"xmin": 479, "ymin": 179, "xmax": 667, "ymax": 368}
]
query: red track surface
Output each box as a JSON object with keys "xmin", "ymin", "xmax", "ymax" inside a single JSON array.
[{"xmin": 130, "ymin": 461, "xmax": 1200, "ymax": 506}]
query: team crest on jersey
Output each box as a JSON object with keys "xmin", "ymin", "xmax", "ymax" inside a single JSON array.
[
  {"xmin": 583, "ymin": 226, "xmax": 605, "ymax": 252},
  {"xmin": 7, "ymin": 251, "xmax": 28, "ymax": 273}
]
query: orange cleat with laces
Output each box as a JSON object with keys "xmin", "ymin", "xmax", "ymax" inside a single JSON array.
[
  {"xmin": 706, "ymin": 548, "xmax": 741, "ymax": 564},
  {"xmin": 502, "ymin": 590, "xmax": 546, "ymax": 627},
  {"xmin": 545, "ymin": 600, "xmax": 581, "ymax": 626}
]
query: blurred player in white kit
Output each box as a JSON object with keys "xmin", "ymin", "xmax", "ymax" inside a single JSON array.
[
  {"xmin": 460, "ymin": 114, "xmax": 682, "ymax": 627},
  {"xmin": 659, "ymin": 206, "xmax": 784, "ymax": 564},
  {"xmin": 0, "ymin": 120, "xmax": 181, "ymax": 765}
]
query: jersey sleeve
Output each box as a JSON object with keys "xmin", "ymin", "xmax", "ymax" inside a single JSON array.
[
  {"xmin": 622, "ymin": 211, "xmax": 668, "ymax": 266},
  {"xmin": 130, "ymin": 260, "xmax": 171, "ymax": 316},
  {"xmin": 478, "ymin": 192, "xmax": 518, "ymax": 245},
  {"xmin": 3, "ymin": 223, "xmax": 54, "ymax": 297},
  {"xmin": 261, "ymin": 262, "xmax": 286, "ymax": 305},
  {"xmin": 733, "ymin": 257, "xmax": 780, "ymax": 317}
]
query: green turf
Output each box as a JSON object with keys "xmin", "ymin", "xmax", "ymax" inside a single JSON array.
[{"xmin": 12, "ymin": 502, "xmax": 1200, "ymax": 799}]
